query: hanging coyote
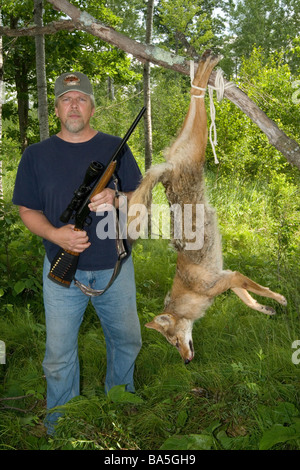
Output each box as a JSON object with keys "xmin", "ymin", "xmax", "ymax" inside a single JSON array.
[{"xmin": 128, "ymin": 50, "xmax": 286, "ymax": 364}]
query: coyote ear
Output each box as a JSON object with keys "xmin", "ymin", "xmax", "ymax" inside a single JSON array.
[{"xmin": 146, "ymin": 313, "xmax": 174, "ymax": 330}]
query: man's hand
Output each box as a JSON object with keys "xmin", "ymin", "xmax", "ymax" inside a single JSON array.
[
  {"xmin": 89, "ymin": 188, "xmax": 132, "ymax": 212},
  {"xmin": 54, "ymin": 224, "xmax": 91, "ymax": 253},
  {"xmin": 88, "ymin": 188, "xmax": 116, "ymax": 212}
]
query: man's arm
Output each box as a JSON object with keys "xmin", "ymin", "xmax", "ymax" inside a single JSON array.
[{"xmin": 18, "ymin": 206, "xmax": 91, "ymax": 253}]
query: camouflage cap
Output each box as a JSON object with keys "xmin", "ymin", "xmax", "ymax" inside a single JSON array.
[{"xmin": 55, "ymin": 72, "xmax": 93, "ymax": 98}]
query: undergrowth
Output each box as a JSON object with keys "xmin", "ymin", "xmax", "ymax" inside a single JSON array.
[{"xmin": 0, "ymin": 173, "xmax": 300, "ymax": 450}]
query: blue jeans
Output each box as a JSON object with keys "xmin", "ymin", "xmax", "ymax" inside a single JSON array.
[{"xmin": 42, "ymin": 255, "xmax": 141, "ymax": 432}]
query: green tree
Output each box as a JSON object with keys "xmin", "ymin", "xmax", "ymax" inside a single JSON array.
[
  {"xmin": 34, "ymin": 0, "xmax": 49, "ymax": 141},
  {"xmin": 0, "ymin": 8, "xmax": 3, "ymax": 200},
  {"xmin": 154, "ymin": 0, "xmax": 216, "ymax": 58},
  {"xmin": 106, "ymin": 0, "xmax": 147, "ymax": 41},
  {"xmin": 2, "ymin": 2, "xmax": 36, "ymax": 151},
  {"xmin": 221, "ymin": 0, "xmax": 300, "ymax": 74},
  {"xmin": 1, "ymin": 0, "xmax": 141, "ymax": 148}
]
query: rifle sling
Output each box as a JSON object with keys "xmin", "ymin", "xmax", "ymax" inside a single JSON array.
[{"xmin": 73, "ymin": 176, "xmax": 128, "ymax": 297}]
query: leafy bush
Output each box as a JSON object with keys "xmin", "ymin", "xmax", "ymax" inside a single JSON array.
[{"xmin": 0, "ymin": 199, "xmax": 43, "ymax": 299}]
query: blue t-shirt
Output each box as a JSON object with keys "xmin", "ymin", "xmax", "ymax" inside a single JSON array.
[{"xmin": 12, "ymin": 132, "xmax": 142, "ymax": 270}]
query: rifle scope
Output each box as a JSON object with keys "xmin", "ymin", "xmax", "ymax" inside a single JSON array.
[{"xmin": 60, "ymin": 160, "xmax": 104, "ymax": 223}]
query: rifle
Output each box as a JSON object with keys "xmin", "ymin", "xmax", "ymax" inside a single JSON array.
[{"xmin": 48, "ymin": 106, "xmax": 146, "ymax": 292}]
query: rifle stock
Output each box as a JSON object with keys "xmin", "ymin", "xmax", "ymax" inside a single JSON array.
[
  {"xmin": 90, "ymin": 161, "xmax": 117, "ymax": 199},
  {"xmin": 48, "ymin": 107, "xmax": 146, "ymax": 288}
]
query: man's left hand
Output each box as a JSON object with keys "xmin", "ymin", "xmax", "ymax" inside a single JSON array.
[{"xmin": 89, "ymin": 188, "xmax": 116, "ymax": 212}]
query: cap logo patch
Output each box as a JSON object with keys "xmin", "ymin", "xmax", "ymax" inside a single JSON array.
[{"xmin": 63, "ymin": 74, "xmax": 80, "ymax": 87}]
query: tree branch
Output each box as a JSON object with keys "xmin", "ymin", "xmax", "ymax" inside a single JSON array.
[
  {"xmin": 0, "ymin": 19, "xmax": 76, "ymax": 37},
  {"xmin": 0, "ymin": 393, "xmax": 35, "ymax": 400},
  {"xmin": 0, "ymin": 394, "xmax": 37, "ymax": 413}
]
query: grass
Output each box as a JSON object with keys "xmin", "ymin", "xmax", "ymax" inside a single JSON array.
[{"xmin": 0, "ymin": 172, "xmax": 300, "ymax": 450}]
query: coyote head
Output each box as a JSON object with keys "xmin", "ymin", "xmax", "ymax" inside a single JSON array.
[{"xmin": 146, "ymin": 313, "xmax": 194, "ymax": 364}]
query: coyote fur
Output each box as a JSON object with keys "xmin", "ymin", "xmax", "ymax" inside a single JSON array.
[{"xmin": 129, "ymin": 50, "xmax": 287, "ymax": 364}]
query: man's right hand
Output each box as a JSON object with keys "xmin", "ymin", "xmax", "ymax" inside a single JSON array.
[
  {"xmin": 54, "ymin": 224, "xmax": 91, "ymax": 253},
  {"xmin": 18, "ymin": 206, "xmax": 91, "ymax": 253}
]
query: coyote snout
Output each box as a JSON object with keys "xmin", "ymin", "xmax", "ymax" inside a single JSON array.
[
  {"xmin": 146, "ymin": 314, "xmax": 195, "ymax": 364},
  {"xmin": 129, "ymin": 50, "xmax": 287, "ymax": 363}
]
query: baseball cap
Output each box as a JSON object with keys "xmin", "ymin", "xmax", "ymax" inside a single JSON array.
[{"xmin": 54, "ymin": 72, "xmax": 93, "ymax": 98}]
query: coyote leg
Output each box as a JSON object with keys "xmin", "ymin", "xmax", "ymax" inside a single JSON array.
[
  {"xmin": 166, "ymin": 52, "xmax": 220, "ymax": 165},
  {"xmin": 230, "ymin": 271, "xmax": 287, "ymax": 306},
  {"xmin": 231, "ymin": 287, "xmax": 276, "ymax": 315},
  {"xmin": 197, "ymin": 270, "xmax": 286, "ymax": 309}
]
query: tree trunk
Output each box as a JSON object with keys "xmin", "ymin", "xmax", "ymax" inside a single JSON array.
[
  {"xmin": 107, "ymin": 76, "xmax": 115, "ymax": 100},
  {"xmin": 14, "ymin": 59, "xmax": 29, "ymax": 152},
  {"xmin": 10, "ymin": 16, "xmax": 29, "ymax": 152},
  {"xmin": 34, "ymin": 0, "xmax": 49, "ymax": 141},
  {"xmin": 143, "ymin": 0, "xmax": 154, "ymax": 172},
  {"xmin": 0, "ymin": 9, "xmax": 3, "ymax": 200}
]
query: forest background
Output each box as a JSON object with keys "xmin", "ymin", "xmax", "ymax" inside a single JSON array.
[{"xmin": 0, "ymin": 0, "xmax": 300, "ymax": 451}]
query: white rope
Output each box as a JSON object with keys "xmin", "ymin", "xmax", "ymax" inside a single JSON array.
[
  {"xmin": 208, "ymin": 85, "xmax": 219, "ymax": 163},
  {"xmin": 191, "ymin": 86, "xmax": 206, "ymax": 98},
  {"xmin": 189, "ymin": 60, "xmax": 206, "ymax": 98},
  {"xmin": 190, "ymin": 61, "xmax": 235, "ymax": 164}
]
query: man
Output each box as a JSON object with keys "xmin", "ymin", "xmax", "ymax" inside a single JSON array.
[{"xmin": 12, "ymin": 72, "xmax": 142, "ymax": 434}]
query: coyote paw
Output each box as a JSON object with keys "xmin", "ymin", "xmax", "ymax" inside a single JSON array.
[
  {"xmin": 277, "ymin": 294, "xmax": 287, "ymax": 306},
  {"xmin": 261, "ymin": 305, "xmax": 276, "ymax": 315}
]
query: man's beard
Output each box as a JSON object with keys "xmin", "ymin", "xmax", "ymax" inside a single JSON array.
[{"xmin": 65, "ymin": 116, "xmax": 85, "ymax": 133}]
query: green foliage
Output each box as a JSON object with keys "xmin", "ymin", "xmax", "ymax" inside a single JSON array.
[
  {"xmin": 107, "ymin": 384, "xmax": 144, "ymax": 404},
  {"xmin": 160, "ymin": 429, "xmax": 217, "ymax": 450},
  {"xmin": 257, "ymin": 403, "xmax": 300, "ymax": 450},
  {"xmin": 206, "ymin": 48, "xmax": 300, "ymax": 183},
  {"xmin": 1, "ymin": 10, "xmax": 300, "ymax": 448},
  {"xmin": 1, "ymin": 0, "xmax": 142, "ymax": 147},
  {"xmin": 220, "ymin": 0, "xmax": 300, "ymax": 73},
  {"xmin": 0, "ymin": 199, "xmax": 43, "ymax": 298},
  {"xmin": 151, "ymin": 70, "xmax": 190, "ymax": 156},
  {"xmin": 2, "ymin": 165, "xmax": 300, "ymax": 444},
  {"xmin": 0, "ymin": 224, "xmax": 299, "ymax": 449},
  {"xmin": 157, "ymin": 0, "xmax": 214, "ymax": 55}
]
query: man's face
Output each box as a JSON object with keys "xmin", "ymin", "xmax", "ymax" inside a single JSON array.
[{"xmin": 55, "ymin": 91, "xmax": 95, "ymax": 134}]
